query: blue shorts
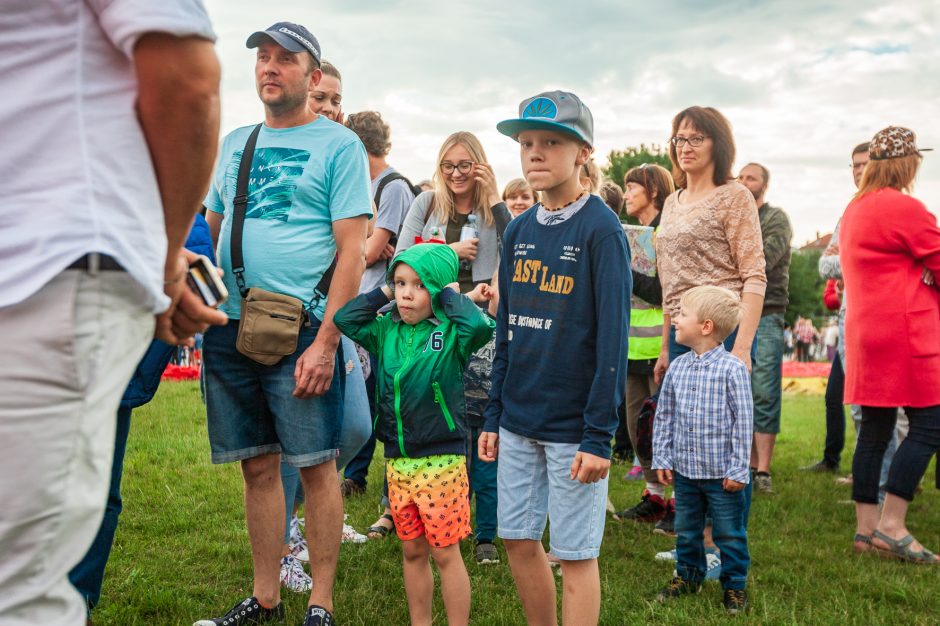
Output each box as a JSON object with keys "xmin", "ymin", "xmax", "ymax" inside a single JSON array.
[
  {"xmin": 203, "ymin": 318, "xmax": 343, "ymax": 467},
  {"xmin": 496, "ymin": 427, "xmax": 608, "ymax": 560}
]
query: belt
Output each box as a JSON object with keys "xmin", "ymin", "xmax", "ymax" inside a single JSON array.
[{"xmin": 67, "ymin": 253, "xmax": 125, "ymax": 272}]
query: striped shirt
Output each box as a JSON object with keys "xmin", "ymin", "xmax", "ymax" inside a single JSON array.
[{"xmin": 652, "ymin": 345, "xmax": 753, "ymax": 484}]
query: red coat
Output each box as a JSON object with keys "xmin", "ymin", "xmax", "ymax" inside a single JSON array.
[{"xmin": 840, "ymin": 188, "xmax": 940, "ymax": 407}]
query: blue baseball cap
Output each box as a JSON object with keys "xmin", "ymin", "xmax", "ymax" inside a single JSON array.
[
  {"xmin": 497, "ymin": 90, "xmax": 594, "ymax": 147},
  {"xmin": 246, "ymin": 22, "xmax": 321, "ymax": 67}
]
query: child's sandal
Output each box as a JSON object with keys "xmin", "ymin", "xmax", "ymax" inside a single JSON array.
[{"xmin": 367, "ymin": 513, "xmax": 395, "ymax": 539}]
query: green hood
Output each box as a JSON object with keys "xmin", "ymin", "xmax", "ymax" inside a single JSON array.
[{"xmin": 387, "ymin": 243, "xmax": 459, "ymax": 320}]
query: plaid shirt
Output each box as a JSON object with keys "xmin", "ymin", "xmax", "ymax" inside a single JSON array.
[{"xmin": 652, "ymin": 345, "xmax": 753, "ymax": 483}]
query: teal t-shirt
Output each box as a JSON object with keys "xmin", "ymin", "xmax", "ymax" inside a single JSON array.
[{"xmin": 205, "ymin": 117, "xmax": 371, "ymax": 320}]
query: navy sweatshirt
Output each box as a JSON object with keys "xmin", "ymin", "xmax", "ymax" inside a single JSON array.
[{"xmin": 483, "ymin": 196, "xmax": 631, "ymax": 458}]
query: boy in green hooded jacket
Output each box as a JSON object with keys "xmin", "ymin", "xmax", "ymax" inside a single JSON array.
[{"xmin": 335, "ymin": 243, "xmax": 494, "ymax": 625}]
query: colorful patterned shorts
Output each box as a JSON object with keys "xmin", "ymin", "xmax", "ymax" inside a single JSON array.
[{"xmin": 386, "ymin": 454, "xmax": 471, "ymax": 547}]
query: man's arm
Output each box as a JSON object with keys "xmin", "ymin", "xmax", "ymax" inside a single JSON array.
[
  {"xmin": 293, "ymin": 216, "xmax": 368, "ymax": 398},
  {"xmin": 762, "ymin": 210, "xmax": 793, "ymax": 271},
  {"xmin": 206, "ymin": 210, "xmax": 223, "ymax": 251},
  {"xmin": 365, "ymin": 228, "xmax": 395, "ymax": 266},
  {"xmin": 135, "ymin": 33, "xmax": 226, "ymax": 343}
]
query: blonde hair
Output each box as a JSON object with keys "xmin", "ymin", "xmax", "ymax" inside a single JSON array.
[
  {"xmin": 854, "ymin": 154, "xmax": 920, "ymax": 199},
  {"xmin": 431, "ymin": 131, "xmax": 496, "ymax": 227},
  {"xmin": 580, "ymin": 158, "xmax": 601, "ymax": 193},
  {"xmin": 680, "ymin": 286, "xmax": 742, "ymax": 342},
  {"xmin": 502, "ymin": 178, "xmax": 539, "ymax": 203}
]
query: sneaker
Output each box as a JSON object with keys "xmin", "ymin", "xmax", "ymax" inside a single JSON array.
[
  {"xmin": 801, "ymin": 461, "xmax": 839, "ymax": 473},
  {"xmin": 475, "ymin": 541, "xmax": 500, "ymax": 565},
  {"xmin": 615, "ymin": 490, "xmax": 666, "ymax": 523},
  {"xmin": 654, "ymin": 549, "xmax": 677, "ymax": 562},
  {"xmin": 303, "ymin": 605, "xmax": 335, "ymax": 626},
  {"xmin": 193, "ymin": 596, "xmax": 284, "ymax": 626},
  {"xmin": 342, "ymin": 522, "xmax": 368, "ymax": 544},
  {"xmin": 653, "ymin": 499, "xmax": 676, "ymax": 536},
  {"xmin": 289, "ymin": 516, "xmax": 309, "ymax": 562},
  {"xmin": 723, "ymin": 588, "xmax": 748, "ymax": 614},
  {"xmin": 280, "ymin": 555, "xmax": 312, "ymax": 593},
  {"xmin": 754, "ymin": 473, "xmax": 774, "ymax": 494},
  {"xmin": 624, "ymin": 465, "xmax": 644, "ymax": 481},
  {"xmin": 340, "ymin": 477, "xmax": 365, "ymax": 497},
  {"xmin": 655, "ymin": 576, "xmax": 701, "ymax": 602}
]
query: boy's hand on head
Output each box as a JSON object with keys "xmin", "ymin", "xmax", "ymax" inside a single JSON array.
[
  {"xmin": 478, "ymin": 431, "xmax": 499, "ymax": 462},
  {"xmin": 570, "ymin": 451, "xmax": 610, "ymax": 484},
  {"xmin": 657, "ymin": 469, "xmax": 673, "ymax": 486},
  {"xmin": 723, "ymin": 478, "xmax": 745, "ymax": 492},
  {"xmin": 466, "ymin": 282, "xmax": 490, "ymax": 304}
]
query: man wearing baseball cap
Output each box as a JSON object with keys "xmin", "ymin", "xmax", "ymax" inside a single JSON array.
[
  {"xmin": 479, "ymin": 91, "xmax": 630, "ymax": 625},
  {"xmin": 195, "ymin": 22, "xmax": 371, "ymax": 626}
]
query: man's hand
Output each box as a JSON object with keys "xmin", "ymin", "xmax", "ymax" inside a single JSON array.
[
  {"xmin": 379, "ymin": 243, "xmax": 396, "ymax": 261},
  {"xmin": 478, "ymin": 431, "xmax": 499, "ymax": 462},
  {"xmin": 569, "ymin": 451, "xmax": 610, "ymax": 484},
  {"xmin": 293, "ymin": 336, "xmax": 338, "ymax": 398},
  {"xmin": 154, "ymin": 249, "xmax": 227, "ymax": 345},
  {"xmin": 657, "ymin": 469, "xmax": 674, "ymax": 486},
  {"xmin": 731, "ymin": 344, "xmax": 752, "ymax": 373},
  {"xmin": 723, "ymin": 477, "xmax": 745, "ymax": 492},
  {"xmin": 653, "ymin": 353, "xmax": 669, "ymax": 385}
]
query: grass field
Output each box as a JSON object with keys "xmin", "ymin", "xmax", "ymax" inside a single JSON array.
[{"xmin": 91, "ymin": 383, "xmax": 940, "ymax": 625}]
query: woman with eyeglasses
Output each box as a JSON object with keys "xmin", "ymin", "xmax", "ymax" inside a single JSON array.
[
  {"xmin": 651, "ymin": 106, "xmax": 766, "ymax": 543},
  {"xmin": 395, "ymin": 131, "xmax": 511, "ymax": 294}
]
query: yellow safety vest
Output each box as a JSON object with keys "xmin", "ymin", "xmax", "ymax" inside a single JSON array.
[{"xmin": 628, "ymin": 225, "xmax": 663, "ymax": 361}]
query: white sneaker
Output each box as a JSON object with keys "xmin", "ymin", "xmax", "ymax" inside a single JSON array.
[
  {"xmin": 280, "ymin": 555, "xmax": 312, "ymax": 593},
  {"xmin": 289, "ymin": 537, "xmax": 309, "ymax": 562},
  {"xmin": 342, "ymin": 522, "xmax": 367, "ymax": 544},
  {"xmin": 655, "ymin": 549, "xmax": 677, "ymax": 562}
]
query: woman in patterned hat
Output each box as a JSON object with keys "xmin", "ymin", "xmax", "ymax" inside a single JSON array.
[{"xmin": 839, "ymin": 126, "xmax": 940, "ymax": 564}]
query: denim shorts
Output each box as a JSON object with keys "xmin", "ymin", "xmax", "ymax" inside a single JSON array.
[
  {"xmin": 203, "ymin": 318, "xmax": 343, "ymax": 467},
  {"xmin": 496, "ymin": 427, "xmax": 608, "ymax": 560}
]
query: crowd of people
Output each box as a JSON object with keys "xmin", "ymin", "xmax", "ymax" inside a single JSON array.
[{"xmin": 2, "ymin": 4, "xmax": 939, "ymax": 626}]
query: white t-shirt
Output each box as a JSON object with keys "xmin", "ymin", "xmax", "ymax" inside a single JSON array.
[{"xmin": 0, "ymin": 1, "xmax": 216, "ymax": 312}]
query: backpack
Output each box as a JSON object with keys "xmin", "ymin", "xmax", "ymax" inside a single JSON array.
[
  {"xmin": 635, "ymin": 392, "xmax": 659, "ymax": 462},
  {"xmin": 373, "ymin": 172, "xmax": 421, "ymax": 209}
]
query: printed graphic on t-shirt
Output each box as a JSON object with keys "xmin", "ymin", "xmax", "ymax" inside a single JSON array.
[{"xmin": 225, "ymin": 147, "xmax": 312, "ymax": 222}]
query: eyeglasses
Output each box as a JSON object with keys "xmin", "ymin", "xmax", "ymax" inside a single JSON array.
[
  {"xmin": 440, "ymin": 160, "xmax": 474, "ymax": 175},
  {"xmin": 670, "ymin": 135, "xmax": 707, "ymax": 148}
]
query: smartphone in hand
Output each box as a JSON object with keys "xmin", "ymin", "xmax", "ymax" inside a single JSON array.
[{"xmin": 186, "ymin": 254, "xmax": 228, "ymax": 308}]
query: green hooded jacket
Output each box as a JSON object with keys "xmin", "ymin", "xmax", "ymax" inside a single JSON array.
[{"xmin": 335, "ymin": 244, "xmax": 495, "ymax": 458}]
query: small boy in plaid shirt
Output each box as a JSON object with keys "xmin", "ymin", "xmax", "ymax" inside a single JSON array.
[{"xmin": 652, "ymin": 285, "xmax": 753, "ymax": 615}]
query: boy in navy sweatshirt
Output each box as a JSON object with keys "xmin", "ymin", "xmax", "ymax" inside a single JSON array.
[{"xmin": 479, "ymin": 91, "xmax": 631, "ymax": 625}]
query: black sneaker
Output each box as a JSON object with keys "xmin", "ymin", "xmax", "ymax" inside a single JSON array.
[
  {"xmin": 614, "ymin": 490, "xmax": 666, "ymax": 523},
  {"xmin": 340, "ymin": 477, "xmax": 365, "ymax": 497},
  {"xmin": 655, "ymin": 576, "xmax": 701, "ymax": 602},
  {"xmin": 800, "ymin": 461, "xmax": 839, "ymax": 473},
  {"xmin": 723, "ymin": 589, "xmax": 748, "ymax": 614},
  {"xmin": 303, "ymin": 605, "xmax": 335, "ymax": 626},
  {"xmin": 193, "ymin": 596, "xmax": 284, "ymax": 626},
  {"xmin": 653, "ymin": 499, "xmax": 676, "ymax": 536}
]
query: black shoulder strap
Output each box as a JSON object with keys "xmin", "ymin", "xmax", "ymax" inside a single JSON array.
[
  {"xmin": 373, "ymin": 172, "xmax": 411, "ymax": 207},
  {"xmin": 230, "ymin": 123, "xmax": 263, "ymax": 298}
]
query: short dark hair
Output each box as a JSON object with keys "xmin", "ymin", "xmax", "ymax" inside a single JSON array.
[
  {"xmin": 852, "ymin": 142, "xmax": 870, "ymax": 156},
  {"xmin": 744, "ymin": 162, "xmax": 770, "ymax": 187},
  {"xmin": 669, "ymin": 106, "xmax": 736, "ymax": 189}
]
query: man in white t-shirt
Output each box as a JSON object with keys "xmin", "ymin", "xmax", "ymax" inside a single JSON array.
[{"xmin": 0, "ymin": 2, "xmax": 224, "ymax": 625}]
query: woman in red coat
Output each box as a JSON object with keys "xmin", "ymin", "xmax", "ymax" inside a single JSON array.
[{"xmin": 840, "ymin": 126, "xmax": 940, "ymax": 564}]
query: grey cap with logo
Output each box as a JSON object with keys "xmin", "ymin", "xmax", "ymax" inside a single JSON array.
[
  {"xmin": 497, "ymin": 90, "xmax": 594, "ymax": 147},
  {"xmin": 246, "ymin": 22, "xmax": 321, "ymax": 67}
]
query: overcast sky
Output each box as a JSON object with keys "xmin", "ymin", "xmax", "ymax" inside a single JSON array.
[{"xmin": 203, "ymin": 0, "xmax": 938, "ymax": 245}]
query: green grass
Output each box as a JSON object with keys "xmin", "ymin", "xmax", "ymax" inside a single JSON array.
[{"xmin": 93, "ymin": 385, "xmax": 940, "ymax": 625}]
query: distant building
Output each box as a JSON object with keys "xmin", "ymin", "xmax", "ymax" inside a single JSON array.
[{"xmin": 800, "ymin": 232, "xmax": 831, "ymax": 252}]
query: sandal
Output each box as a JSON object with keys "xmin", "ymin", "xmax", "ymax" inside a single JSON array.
[
  {"xmin": 870, "ymin": 530, "xmax": 940, "ymax": 564},
  {"xmin": 367, "ymin": 513, "xmax": 395, "ymax": 539},
  {"xmin": 853, "ymin": 533, "xmax": 873, "ymax": 553}
]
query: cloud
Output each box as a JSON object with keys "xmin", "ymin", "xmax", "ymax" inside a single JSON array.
[{"xmin": 204, "ymin": 0, "xmax": 938, "ymax": 243}]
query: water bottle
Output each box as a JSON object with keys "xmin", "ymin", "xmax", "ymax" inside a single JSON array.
[{"xmin": 459, "ymin": 214, "xmax": 478, "ymax": 271}]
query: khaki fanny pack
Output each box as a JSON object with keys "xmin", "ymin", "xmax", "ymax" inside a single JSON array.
[
  {"xmin": 235, "ymin": 288, "xmax": 305, "ymax": 365},
  {"xmin": 228, "ymin": 124, "xmax": 335, "ymax": 366}
]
